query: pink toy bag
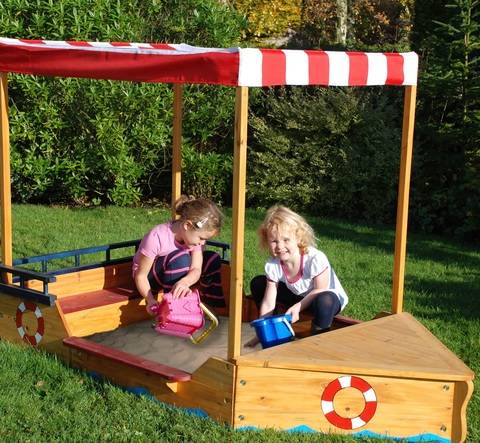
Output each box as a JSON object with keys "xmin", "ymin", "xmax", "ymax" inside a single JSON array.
[{"xmin": 150, "ymin": 288, "xmax": 218, "ymax": 344}]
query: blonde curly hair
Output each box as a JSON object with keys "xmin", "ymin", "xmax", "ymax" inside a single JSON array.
[{"xmin": 258, "ymin": 205, "xmax": 317, "ymax": 253}]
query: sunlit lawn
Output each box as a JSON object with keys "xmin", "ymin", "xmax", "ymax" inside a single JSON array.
[{"xmin": 0, "ymin": 204, "xmax": 478, "ymax": 442}]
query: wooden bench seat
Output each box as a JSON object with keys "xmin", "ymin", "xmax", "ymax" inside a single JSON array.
[
  {"xmin": 63, "ymin": 336, "xmax": 191, "ymax": 382},
  {"xmin": 58, "ymin": 286, "xmax": 140, "ymax": 314}
]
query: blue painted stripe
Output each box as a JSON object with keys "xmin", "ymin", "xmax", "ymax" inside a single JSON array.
[{"xmin": 237, "ymin": 425, "xmax": 451, "ymax": 443}]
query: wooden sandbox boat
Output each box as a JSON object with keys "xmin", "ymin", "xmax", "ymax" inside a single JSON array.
[{"xmin": 0, "ymin": 38, "xmax": 474, "ymax": 442}]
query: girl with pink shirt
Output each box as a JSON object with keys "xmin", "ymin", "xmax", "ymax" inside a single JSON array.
[{"xmin": 133, "ymin": 196, "xmax": 225, "ymax": 314}]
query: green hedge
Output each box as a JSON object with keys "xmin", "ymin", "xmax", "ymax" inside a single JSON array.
[
  {"xmin": 247, "ymin": 87, "xmax": 403, "ymax": 224},
  {"xmin": 1, "ymin": 0, "xmax": 243, "ymax": 205}
]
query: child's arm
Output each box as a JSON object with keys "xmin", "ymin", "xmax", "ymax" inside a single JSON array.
[
  {"xmin": 245, "ymin": 279, "xmax": 278, "ymax": 348},
  {"xmin": 286, "ymin": 269, "xmax": 329, "ymax": 322},
  {"xmin": 258, "ymin": 279, "xmax": 278, "ymax": 318},
  {"xmin": 171, "ymin": 248, "xmax": 203, "ymax": 298},
  {"xmin": 134, "ymin": 253, "xmax": 158, "ymax": 314}
]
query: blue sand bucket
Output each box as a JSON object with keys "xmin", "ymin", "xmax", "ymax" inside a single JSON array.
[{"xmin": 250, "ymin": 314, "xmax": 295, "ymax": 348}]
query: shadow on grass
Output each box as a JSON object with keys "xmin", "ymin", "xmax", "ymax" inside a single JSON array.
[
  {"xmin": 308, "ymin": 217, "xmax": 480, "ymax": 270},
  {"xmin": 406, "ymin": 274, "xmax": 480, "ymax": 322}
]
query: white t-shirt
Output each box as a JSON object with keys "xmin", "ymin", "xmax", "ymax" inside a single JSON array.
[{"xmin": 265, "ymin": 246, "xmax": 348, "ymax": 310}]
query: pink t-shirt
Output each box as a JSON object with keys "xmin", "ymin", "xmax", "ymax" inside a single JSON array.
[{"xmin": 132, "ymin": 221, "xmax": 201, "ymax": 276}]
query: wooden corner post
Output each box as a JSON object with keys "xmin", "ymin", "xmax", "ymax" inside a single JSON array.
[
  {"xmin": 171, "ymin": 84, "xmax": 183, "ymax": 218},
  {"xmin": 0, "ymin": 73, "xmax": 13, "ymax": 277},
  {"xmin": 392, "ymin": 85, "xmax": 417, "ymax": 313},
  {"xmin": 228, "ymin": 86, "xmax": 248, "ymax": 360}
]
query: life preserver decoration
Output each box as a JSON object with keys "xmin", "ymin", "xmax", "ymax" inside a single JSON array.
[
  {"xmin": 321, "ymin": 375, "xmax": 377, "ymax": 430},
  {"xmin": 16, "ymin": 302, "xmax": 45, "ymax": 346}
]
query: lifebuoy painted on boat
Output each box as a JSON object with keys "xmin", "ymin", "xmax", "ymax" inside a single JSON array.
[
  {"xmin": 15, "ymin": 302, "xmax": 45, "ymax": 346},
  {"xmin": 321, "ymin": 375, "xmax": 377, "ymax": 430}
]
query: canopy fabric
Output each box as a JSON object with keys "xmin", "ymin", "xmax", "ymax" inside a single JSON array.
[{"xmin": 0, "ymin": 38, "xmax": 418, "ymax": 87}]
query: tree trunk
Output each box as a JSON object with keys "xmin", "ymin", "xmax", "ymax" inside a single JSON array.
[{"xmin": 336, "ymin": 0, "xmax": 348, "ymax": 45}]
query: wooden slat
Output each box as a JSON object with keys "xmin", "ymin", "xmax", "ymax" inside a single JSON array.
[
  {"xmin": 392, "ymin": 85, "xmax": 417, "ymax": 313},
  {"xmin": 0, "ymin": 73, "xmax": 12, "ymax": 281},
  {"xmin": 176, "ymin": 357, "xmax": 235, "ymax": 424},
  {"xmin": 228, "ymin": 86, "xmax": 248, "ymax": 360},
  {"xmin": 63, "ymin": 336, "xmax": 191, "ymax": 381},
  {"xmin": 26, "ymin": 262, "xmax": 134, "ymax": 297},
  {"xmin": 60, "ymin": 297, "xmax": 149, "ymax": 337},
  {"xmin": 235, "ymin": 313, "xmax": 474, "ymax": 381},
  {"xmin": 171, "ymin": 83, "xmax": 183, "ymax": 217},
  {"xmin": 58, "ymin": 286, "xmax": 139, "ymax": 314},
  {"xmin": 234, "ymin": 365, "xmax": 465, "ymax": 441}
]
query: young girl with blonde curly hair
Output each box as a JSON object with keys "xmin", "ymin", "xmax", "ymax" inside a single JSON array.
[{"xmin": 249, "ymin": 205, "xmax": 348, "ymax": 338}]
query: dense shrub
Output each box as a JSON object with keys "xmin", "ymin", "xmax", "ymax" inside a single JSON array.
[
  {"xmin": 1, "ymin": 0, "xmax": 243, "ymax": 205},
  {"xmin": 247, "ymin": 87, "xmax": 403, "ymax": 224},
  {"xmin": 181, "ymin": 144, "xmax": 233, "ymax": 204},
  {"xmin": 233, "ymin": 0, "xmax": 301, "ymax": 39}
]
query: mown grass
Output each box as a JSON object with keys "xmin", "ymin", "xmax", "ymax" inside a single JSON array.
[{"xmin": 1, "ymin": 204, "xmax": 479, "ymax": 442}]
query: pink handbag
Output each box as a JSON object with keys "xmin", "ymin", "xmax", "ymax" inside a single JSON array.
[{"xmin": 151, "ymin": 289, "xmax": 218, "ymax": 344}]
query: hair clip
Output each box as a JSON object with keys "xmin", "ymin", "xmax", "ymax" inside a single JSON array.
[{"xmin": 194, "ymin": 217, "xmax": 208, "ymax": 229}]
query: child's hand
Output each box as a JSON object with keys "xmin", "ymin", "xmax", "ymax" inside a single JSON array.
[
  {"xmin": 244, "ymin": 335, "xmax": 260, "ymax": 348},
  {"xmin": 171, "ymin": 281, "xmax": 191, "ymax": 298},
  {"xmin": 145, "ymin": 291, "xmax": 158, "ymax": 315},
  {"xmin": 285, "ymin": 302, "xmax": 301, "ymax": 323}
]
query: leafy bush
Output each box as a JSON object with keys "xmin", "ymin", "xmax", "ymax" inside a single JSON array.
[
  {"xmin": 181, "ymin": 144, "xmax": 233, "ymax": 204},
  {"xmin": 1, "ymin": 0, "xmax": 243, "ymax": 205},
  {"xmin": 233, "ymin": 0, "xmax": 301, "ymax": 38},
  {"xmin": 247, "ymin": 87, "xmax": 403, "ymax": 224}
]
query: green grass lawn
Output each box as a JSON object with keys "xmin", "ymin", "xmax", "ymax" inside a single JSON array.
[{"xmin": 1, "ymin": 204, "xmax": 479, "ymax": 442}]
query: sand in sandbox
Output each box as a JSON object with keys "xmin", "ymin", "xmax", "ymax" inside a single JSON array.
[{"xmin": 88, "ymin": 316, "xmax": 261, "ymax": 373}]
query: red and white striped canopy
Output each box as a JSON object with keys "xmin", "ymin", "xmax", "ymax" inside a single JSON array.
[{"xmin": 0, "ymin": 38, "xmax": 418, "ymax": 87}]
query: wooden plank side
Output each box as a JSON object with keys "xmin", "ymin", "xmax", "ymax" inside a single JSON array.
[
  {"xmin": 68, "ymin": 348, "xmax": 234, "ymax": 425},
  {"xmin": 68, "ymin": 344, "xmax": 181, "ymax": 400},
  {"xmin": 63, "ymin": 337, "xmax": 191, "ymax": 381},
  {"xmin": 234, "ymin": 365, "xmax": 461, "ymax": 442},
  {"xmin": 452, "ymin": 380, "xmax": 474, "ymax": 443},
  {"xmin": 177, "ymin": 357, "xmax": 235, "ymax": 425},
  {"xmin": 26, "ymin": 262, "xmax": 134, "ymax": 297},
  {"xmin": 61, "ymin": 297, "xmax": 149, "ymax": 337},
  {"xmin": 235, "ymin": 313, "xmax": 474, "ymax": 381},
  {"xmin": 0, "ymin": 291, "xmax": 70, "ymax": 359}
]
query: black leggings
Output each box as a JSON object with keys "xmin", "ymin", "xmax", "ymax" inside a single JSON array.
[
  {"xmin": 250, "ymin": 275, "xmax": 340, "ymax": 329},
  {"xmin": 148, "ymin": 249, "xmax": 225, "ymax": 307}
]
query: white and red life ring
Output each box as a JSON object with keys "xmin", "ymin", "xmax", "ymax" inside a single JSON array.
[
  {"xmin": 16, "ymin": 302, "xmax": 45, "ymax": 346},
  {"xmin": 321, "ymin": 375, "xmax": 377, "ymax": 430}
]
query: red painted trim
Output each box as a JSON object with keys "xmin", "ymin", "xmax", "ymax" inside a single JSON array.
[
  {"xmin": 58, "ymin": 286, "xmax": 139, "ymax": 314},
  {"xmin": 63, "ymin": 336, "xmax": 192, "ymax": 382}
]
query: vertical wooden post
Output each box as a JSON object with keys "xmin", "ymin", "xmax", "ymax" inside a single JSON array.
[
  {"xmin": 392, "ymin": 85, "xmax": 417, "ymax": 313},
  {"xmin": 0, "ymin": 73, "xmax": 13, "ymax": 281},
  {"xmin": 171, "ymin": 84, "xmax": 183, "ymax": 219},
  {"xmin": 228, "ymin": 87, "xmax": 248, "ymax": 360}
]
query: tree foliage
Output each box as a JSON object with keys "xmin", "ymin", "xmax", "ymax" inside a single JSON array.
[{"xmin": 411, "ymin": 0, "xmax": 480, "ymax": 239}]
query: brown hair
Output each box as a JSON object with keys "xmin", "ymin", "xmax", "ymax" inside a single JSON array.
[
  {"xmin": 174, "ymin": 196, "xmax": 224, "ymax": 233},
  {"xmin": 258, "ymin": 205, "xmax": 316, "ymax": 253}
]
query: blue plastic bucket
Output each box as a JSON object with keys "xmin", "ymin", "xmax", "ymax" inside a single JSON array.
[{"xmin": 250, "ymin": 314, "xmax": 295, "ymax": 348}]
